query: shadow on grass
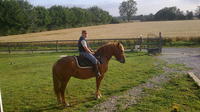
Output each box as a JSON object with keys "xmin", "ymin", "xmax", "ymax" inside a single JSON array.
[
  {"xmin": 27, "ymin": 96, "xmax": 97, "ymax": 112},
  {"xmin": 69, "ymin": 96, "xmax": 97, "ymax": 107},
  {"xmin": 26, "ymin": 103, "xmax": 64, "ymax": 112}
]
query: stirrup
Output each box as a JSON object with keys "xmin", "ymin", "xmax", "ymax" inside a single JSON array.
[{"xmin": 96, "ymin": 72, "xmax": 101, "ymax": 78}]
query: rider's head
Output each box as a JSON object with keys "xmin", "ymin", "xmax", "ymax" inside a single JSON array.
[{"xmin": 82, "ymin": 30, "xmax": 87, "ymax": 38}]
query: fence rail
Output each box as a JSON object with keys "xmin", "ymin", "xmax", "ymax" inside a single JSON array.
[{"xmin": 0, "ymin": 34, "xmax": 162, "ymax": 54}]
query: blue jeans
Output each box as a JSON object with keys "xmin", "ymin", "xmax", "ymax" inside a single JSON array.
[{"xmin": 80, "ymin": 52, "xmax": 98, "ymax": 64}]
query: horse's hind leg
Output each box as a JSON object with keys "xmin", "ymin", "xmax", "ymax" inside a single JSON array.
[{"xmin": 60, "ymin": 76, "xmax": 71, "ymax": 106}]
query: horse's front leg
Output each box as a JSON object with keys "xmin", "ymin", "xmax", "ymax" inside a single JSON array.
[{"xmin": 95, "ymin": 75, "xmax": 104, "ymax": 99}]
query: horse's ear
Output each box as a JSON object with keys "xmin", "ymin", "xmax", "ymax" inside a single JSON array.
[{"xmin": 117, "ymin": 42, "xmax": 120, "ymax": 46}]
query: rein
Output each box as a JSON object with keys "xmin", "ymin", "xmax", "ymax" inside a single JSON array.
[{"xmin": 94, "ymin": 44, "xmax": 114, "ymax": 61}]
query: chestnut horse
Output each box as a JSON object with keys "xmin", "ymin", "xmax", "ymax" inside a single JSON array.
[{"xmin": 52, "ymin": 42, "xmax": 125, "ymax": 106}]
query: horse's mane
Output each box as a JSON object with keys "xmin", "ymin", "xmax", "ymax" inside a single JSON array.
[{"xmin": 95, "ymin": 42, "xmax": 118, "ymax": 56}]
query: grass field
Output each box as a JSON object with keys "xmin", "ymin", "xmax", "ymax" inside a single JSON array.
[
  {"xmin": 125, "ymin": 73, "xmax": 200, "ymax": 112},
  {"xmin": 0, "ymin": 52, "xmax": 163, "ymax": 112},
  {"xmin": 0, "ymin": 20, "xmax": 200, "ymax": 42}
]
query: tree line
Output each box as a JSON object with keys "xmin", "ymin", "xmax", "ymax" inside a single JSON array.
[
  {"xmin": 0, "ymin": 0, "xmax": 114, "ymax": 36},
  {"xmin": 134, "ymin": 6, "xmax": 200, "ymax": 21},
  {"xmin": 119, "ymin": 0, "xmax": 200, "ymax": 22},
  {"xmin": 1, "ymin": 0, "xmax": 200, "ymax": 37}
]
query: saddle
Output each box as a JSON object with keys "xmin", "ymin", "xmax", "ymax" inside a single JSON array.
[{"xmin": 74, "ymin": 55, "xmax": 103, "ymax": 68}]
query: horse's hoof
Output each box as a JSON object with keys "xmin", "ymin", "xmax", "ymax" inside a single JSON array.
[
  {"xmin": 99, "ymin": 94, "xmax": 102, "ymax": 97},
  {"xmin": 96, "ymin": 95, "xmax": 101, "ymax": 99},
  {"xmin": 64, "ymin": 103, "xmax": 70, "ymax": 107},
  {"xmin": 60, "ymin": 103, "xmax": 70, "ymax": 107}
]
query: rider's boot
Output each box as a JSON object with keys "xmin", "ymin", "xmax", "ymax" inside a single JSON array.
[{"xmin": 93, "ymin": 64, "xmax": 101, "ymax": 78}]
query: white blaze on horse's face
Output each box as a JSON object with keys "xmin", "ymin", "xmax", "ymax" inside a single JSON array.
[
  {"xmin": 115, "ymin": 43, "xmax": 125, "ymax": 63},
  {"xmin": 121, "ymin": 44, "xmax": 125, "ymax": 52}
]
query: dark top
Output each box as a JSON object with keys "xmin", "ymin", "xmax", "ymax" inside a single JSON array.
[{"xmin": 78, "ymin": 36, "xmax": 87, "ymax": 52}]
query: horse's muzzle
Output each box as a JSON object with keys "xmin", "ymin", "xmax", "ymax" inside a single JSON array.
[{"xmin": 119, "ymin": 59, "xmax": 125, "ymax": 63}]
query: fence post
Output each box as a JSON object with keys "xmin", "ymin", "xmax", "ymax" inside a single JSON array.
[
  {"xmin": 56, "ymin": 40, "xmax": 58, "ymax": 52},
  {"xmin": 147, "ymin": 37, "xmax": 149, "ymax": 50},
  {"xmin": 31, "ymin": 42, "xmax": 33, "ymax": 54},
  {"xmin": 131, "ymin": 38, "xmax": 134, "ymax": 52},
  {"xmin": 139, "ymin": 37, "xmax": 142, "ymax": 51},
  {"xmin": 8, "ymin": 43, "xmax": 11, "ymax": 54},
  {"xmin": 159, "ymin": 32, "xmax": 162, "ymax": 53}
]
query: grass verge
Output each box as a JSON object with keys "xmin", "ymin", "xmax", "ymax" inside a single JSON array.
[
  {"xmin": 163, "ymin": 40, "xmax": 200, "ymax": 47},
  {"xmin": 125, "ymin": 73, "xmax": 200, "ymax": 112}
]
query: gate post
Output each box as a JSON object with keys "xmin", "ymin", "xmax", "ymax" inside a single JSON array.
[{"xmin": 159, "ymin": 32, "xmax": 162, "ymax": 53}]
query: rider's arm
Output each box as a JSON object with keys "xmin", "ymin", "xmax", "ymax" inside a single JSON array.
[
  {"xmin": 89, "ymin": 48, "xmax": 94, "ymax": 52},
  {"xmin": 81, "ymin": 40, "xmax": 94, "ymax": 54},
  {"xmin": 83, "ymin": 46, "xmax": 93, "ymax": 54}
]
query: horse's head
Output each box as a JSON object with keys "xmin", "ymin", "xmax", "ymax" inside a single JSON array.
[{"xmin": 113, "ymin": 42, "xmax": 125, "ymax": 63}]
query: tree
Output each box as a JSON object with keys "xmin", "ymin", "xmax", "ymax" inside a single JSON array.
[
  {"xmin": 155, "ymin": 7, "xmax": 185, "ymax": 20},
  {"xmin": 65, "ymin": 8, "xmax": 77, "ymax": 27},
  {"xmin": 32, "ymin": 6, "xmax": 50, "ymax": 29},
  {"xmin": 175, "ymin": 9, "xmax": 185, "ymax": 20},
  {"xmin": 0, "ymin": 0, "xmax": 33, "ymax": 35},
  {"xmin": 0, "ymin": 0, "xmax": 114, "ymax": 36},
  {"xmin": 195, "ymin": 6, "xmax": 200, "ymax": 19},
  {"xmin": 119, "ymin": 0, "xmax": 137, "ymax": 21},
  {"xmin": 48, "ymin": 6, "xmax": 67, "ymax": 29},
  {"xmin": 186, "ymin": 10, "xmax": 193, "ymax": 20},
  {"xmin": 88, "ymin": 6, "xmax": 112, "ymax": 24},
  {"xmin": 110, "ymin": 17, "xmax": 120, "ymax": 24},
  {"xmin": 71, "ymin": 7, "xmax": 88, "ymax": 26}
]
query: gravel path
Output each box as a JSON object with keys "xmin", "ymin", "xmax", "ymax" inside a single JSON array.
[
  {"xmin": 159, "ymin": 48, "xmax": 200, "ymax": 79},
  {"xmin": 89, "ymin": 73, "xmax": 173, "ymax": 112},
  {"xmin": 89, "ymin": 48, "xmax": 200, "ymax": 112}
]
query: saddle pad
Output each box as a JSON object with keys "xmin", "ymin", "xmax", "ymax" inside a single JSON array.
[{"xmin": 74, "ymin": 56, "xmax": 93, "ymax": 68}]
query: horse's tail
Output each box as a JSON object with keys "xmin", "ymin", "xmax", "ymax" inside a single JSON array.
[{"xmin": 52, "ymin": 64, "xmax": 61, "ymax": 96}]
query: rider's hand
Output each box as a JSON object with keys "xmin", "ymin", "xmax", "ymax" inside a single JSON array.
[
  {"xmin": 89, "ymin": 49, "xmax": 95, "ymax": 54},
  {"xmin": 91, "ymin": 52, "xmax": 95, "ymax": 54},
  {"xmin": 90, "ymin": 49, "xmax": 94, "ymax": 52}
]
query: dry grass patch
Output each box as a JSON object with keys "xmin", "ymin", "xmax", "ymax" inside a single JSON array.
[{"xmin": 0, "ymin": 20, "xmax": 200, "ymax": 42}]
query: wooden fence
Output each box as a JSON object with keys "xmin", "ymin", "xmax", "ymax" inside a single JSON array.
[{"xmin": 0, "ymin": 33, "xmax": 162, "ymax": 54}]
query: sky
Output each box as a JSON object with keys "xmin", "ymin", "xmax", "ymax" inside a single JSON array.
[{"xmin": 28, "ymin": 0, "xmax": 200, "ymax": 16}]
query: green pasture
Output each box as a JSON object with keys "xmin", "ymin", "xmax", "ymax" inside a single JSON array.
[
  {"xmin": 0, "ymin": 52, "xmax": 163, "ymax": 112},
  {"xmin": 126, "ymin": 73, "xmax": 200, "ymax": 112}
]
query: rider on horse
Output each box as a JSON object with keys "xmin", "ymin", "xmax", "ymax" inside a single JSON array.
[{"xmin": 78, "ymin": 30, "xmax": 101, "ymax": 77}]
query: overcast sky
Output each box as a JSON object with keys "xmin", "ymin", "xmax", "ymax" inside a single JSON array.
[{"xmin": 28, "ymin": 0, "xmax": 200, "ymax": 16}]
